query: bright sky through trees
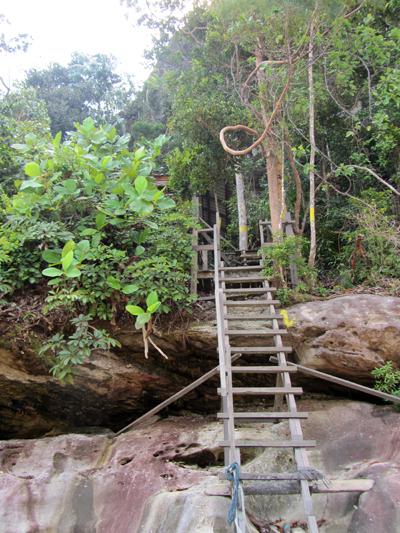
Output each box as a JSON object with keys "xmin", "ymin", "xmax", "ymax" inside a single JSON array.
[{"xmin": 1, "ymin": 0, "xmax": 153, "ymax": 87}]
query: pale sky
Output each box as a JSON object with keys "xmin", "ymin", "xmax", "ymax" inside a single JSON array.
[{"xmin": 1, "ymin": 0, "xmax": 154, "ymax": 88}]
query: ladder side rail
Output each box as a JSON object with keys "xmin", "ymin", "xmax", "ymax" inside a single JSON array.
[
  {"xmin": 263, "ymin": 275, "xmax": 318, "ymax": 533},
  {"xmin": 283, "ymin": 214, "xmax": 299, "ymax": 288}
]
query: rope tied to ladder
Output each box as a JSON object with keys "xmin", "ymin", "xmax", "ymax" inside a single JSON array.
[{"xmin": 226, "ymin": 462, "xmax": 241, "ymax": 525}]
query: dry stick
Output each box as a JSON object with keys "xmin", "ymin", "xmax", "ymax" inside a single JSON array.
[
  {"xmin": 142, "ymin": 326, "xmax": 149, "ymax": 359},
  {"xmin": 148, "ymin": 336, "xmax": 169, "ymax": 360}
]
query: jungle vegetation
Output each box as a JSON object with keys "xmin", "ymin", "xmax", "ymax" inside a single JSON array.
[{"xmin": 0, "ymin": 0, "xmax": 399, "ymax": 378}]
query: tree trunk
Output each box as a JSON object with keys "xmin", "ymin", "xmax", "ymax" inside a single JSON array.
[
  {"xmin": 308, "ymin": 16, "xmax": 317, "ymax": 267},
  {"xmin": 263, "ymin": 138, "xmax": 284, "ymax": 236},
  {"xmin": 235, "ymin": 172, "xmax": 248, "ymax": 251}
]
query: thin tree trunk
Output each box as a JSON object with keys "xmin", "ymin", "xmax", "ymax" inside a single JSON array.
[
  {"xmin": 264, "ymin": 140, "xmax": 284, "ymax": 235},
  {"xmin": 308, "ymin": 16, "xmax": 317, "ymax": 267},
  {"xmin": 235, "ymin": 172, "xmax": 248, "ymax": 251},
  {"xmin": 285, "ymin": 134, "xmax": 303, "ymax": 235}
]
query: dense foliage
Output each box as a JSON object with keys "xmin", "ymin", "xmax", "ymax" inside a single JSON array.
[{"xmin": 0, "ymin": 118, "xmax": 195, "ymax": 379}]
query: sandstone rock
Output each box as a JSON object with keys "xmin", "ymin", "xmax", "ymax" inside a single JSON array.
[
  {"xmin": 0, "ymin": 400, "xmax": 399, "ymax": 532},
  {"xmin": 287, "ymin": 294, "xmax": 400, "ymax": 382}
]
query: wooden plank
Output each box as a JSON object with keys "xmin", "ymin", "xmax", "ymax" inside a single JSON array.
[
  {"xmin": 205, "ymin": 479, "xmax": 374, "ymax": 496},
  {"xmin": 219, "ymin": 470, "xmax": 323, "ymax": 481},
  {"xmin": 269, "ymin": 357, "xmax": 400, "ymax": 404},
  {"xmin": 225, "ymin": 314, "xmax": 283, "ymax": 320},
  {"xmin": 220, "ymin": 266, "xmax": 263, "ymax": 271},
  {"xmin": 197, "ymin": 271, "xmax": 214, "ymax": 279},
  {"xmin": 219, "ymin": 439, "xmax": 316, "ymax": 448},
  {"xmin": 231, "ymin": 366, "xmax": 295, "ymax": 373},
  {"xmin": 217, "ymin": 411, "xmax": 308, "ymax": 420},
  {"xmin": 193, "ymin": 244, "xmax": 214, "ymax": 251},
  {"xmin": 113, "ymin": 352, "xmax": 242, "ymax": 436},
  {"xmin": 198, "ymin": 228, "xmax": 214, "ymax": 233},
  {"xmin": 223, "ymin": 277, "xmax": 266, "ymax": 283},
  {"xmin": 224, "ymin": 288, "xmax": 274, "ymax": 294},
  {"xmin": 224, "ymin": 300, "xmax": 280, "ymax": 306},
  {"xmin": 218, "ymin": 386, "xmax": 303, "ymax": 395},
  {"xmin": 230, "ymin": 346, "xmax": 292, "ymax": 354},
  {"xmin": 227, "ymin": 329, "xmax": 287, "ymax": 336}
]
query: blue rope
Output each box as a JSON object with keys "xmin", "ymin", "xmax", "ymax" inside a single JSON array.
[{"xmin": 226, "ymin": 462, "xmax": 241, "ymax": 525}]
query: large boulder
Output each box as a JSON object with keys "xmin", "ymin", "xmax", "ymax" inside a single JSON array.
[
  {"xmin": 0, "ymin": 400, "xmax": 399, "ymax": 532},
  {"xmin": 287, "ymin": 294, "xmax": 400, "ymax": 382}
]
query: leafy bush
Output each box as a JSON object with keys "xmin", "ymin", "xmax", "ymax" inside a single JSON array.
[
  {"xmin": 371, "ymin": 361, "xmax": 400, "ymax": 398},
  {"xmin": 262, "ymin": 233, "xmax": 315, "ymax": 290},
  {"xmin": 0, "ymin": 118, "xmax": 195, "ymax": 378}
]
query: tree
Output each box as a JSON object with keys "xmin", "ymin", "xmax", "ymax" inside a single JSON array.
[{"xmin": 25, "ymin": 53, "xmax": 127, "ymax": 135}]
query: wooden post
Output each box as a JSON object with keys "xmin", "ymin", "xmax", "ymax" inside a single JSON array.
[
  {"xmin": 284, "ymin": 212, "xmax": 299, "ymax": 288},
  {"xmin": 190, "ymin": 195, "xmax": 200, "ymax": 296},
  {"xmin": 235, "ymin": 172, "xmax": 248, "ymax": 252}
]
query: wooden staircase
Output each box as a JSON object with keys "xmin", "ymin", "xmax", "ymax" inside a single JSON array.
[{"xmin": 213, "ymin": 224, "xmax": 320, "ymax": 533}]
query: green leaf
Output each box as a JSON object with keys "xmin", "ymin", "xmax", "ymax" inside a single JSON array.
[
  {"xmin": 147, "ymin": 302, "xmax": 161, "ymax": 313},
  {"xmin": 135, "ymin": 245, "xmax": 145, "ymax": 256},
  {"xmin": 135, "ymin": 175, "xmax": 148, "ymax": 195},
  {"xmin": 157, "ymin": 197, "xmax": 175, "ymax": 210},
  {"xmin": 80, "ymin": 228, "xmax": 97, "ymax": 236},
  {"xmin": 62, "ymin": 240, "xmax": 75, "ymax": 258},
  {"xmin": 62, "ymin": 250, "xmax": 74, "ymax": 271},
  {"xmin": 42, "ymin": 249, "xmax": 61, "ymax": 264},
  {"xmin": 42, "ymin": 267, "xmax": 63, "ymax": 277},
  {"xmin": 76, "ymin": 240, "xmax": 90, "ymax": 255},
  {"xmin": 146, "ymin": 291, "xmax": 159, "ymax": 307},
  {"xmin": 20, "ymin": 179, "xmax": 43, "ymax": 191},
  {"xmin": 135, "ymin": 312, "xmax": 151, "ymax": 328},
  {"xmin": 63, "ymin": 179, "xmax": 78, "ymax": 193},
  {"xmin": 95, "ymin": 212, "xmax": 107, "ymax": 229},
  {"xmin": 64, "ymin": 267, "xmax": 81, "ymax": 278},
  {"xmin": 122, "ymin": 284, "xmax": 139, "ymax": 294},
  {"xmin": 126, "ymin": 304, "xmax": 145, "ymax": 316},
  {"xmin": 107, "ymin": 276, "xmax": 121, "ymax": 290},
  {"xmin": 24, "ymin": 162, "xmax": 41, "ymax": 177}
]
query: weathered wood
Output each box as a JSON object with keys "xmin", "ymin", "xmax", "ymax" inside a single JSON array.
[
  {"xmin": 224, "ymin": 300, "xmax": 280, "ymax": 306},
  {"xmin": 225, "ymin": 314, "xmax": 283, "ymax": 320},
  {"xmin": 113, "ymin": 352, "xmax": 243, "ymax": 436},
  {"xmin": 205, "ymin": 479, "xmax": 374, "ymax": 496},
  {"xmin": 217, "ymin": 411, "xmax": 308, "ymax": 420},
  {"xmin": 227, "ymin": 329, "xmax": 287, "ymax": 336},
  {"xmin": 193, "ymin": 244, "xmax": 214, "ymax": 251},
  {"xmin": 219, "ymin": 439, "xmax": 316, "ymax": 448},
  {"xmin": 218, "ymin": 386, "xmax": 303, "ymax": 395},
  {"xmin": 224, "ymin": 288, "xmax": 275, "ymax": 294},
  {"xmin": 230, "ymin": 346, "xmax": 292, "ymax": 354},
  {"xmin": 269, "ymin": 357, "xmax": 400, "ymax": 404},
  {"xmin": 219, "ymin": 469, "xmax": 323, "ymax": 481},
  {"xmin": 190, "ymin": 195, "xmax": 200, "ymax": 296},
  {"xmin": 230, "ymin": 366, "xmax": 296, "ymax": 373},
  {"xmin": 223, "ymin": 277, "xmax": 266, "ymax": 283},
  {"xmin": 220, "ymin": 265, "xmax": 263, "ymax": 271}
]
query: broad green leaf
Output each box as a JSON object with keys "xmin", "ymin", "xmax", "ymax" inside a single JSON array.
[
  {"xmin": 122, "ymin": 284, "xmax": 139, "ymax": 294},
  {"xmin": 63, "ymin": 179, "xmax": 77, "ymax": 193},
  {"xmin": 20, "ymin": 179, "xmax": 43, "ymax": 191},
  {"xmin": 76, "ymin": 240, "xmax": 90, "ymax": 254},
  {"xmin": 64, "ymin": 267, "xmax": 81, "ymax": 278},
  {"xmin": 146, "ymin": 291, "xmax": 159, "ymax": 307},
  {"xmin": 135, "ymin": 312, "xmax": 151, "ymax": 328},
  {"xmin": 80, "ymin": 228, "xmax": 97, "ymax": 236},
  {"xmin": 107, "ymin": 276, "xmax": 121, "ymax": 290},
  {"xmin": 95, "ymin": 212, "xmax": 106, "ymax": 229},
  {"xmin": 135, "ymin": 245, "xmax": 145, "ymax": 256},
  {"xmin": 62, "ymin": 250, "xmax": 74, "ymax": 271},
  {"xmin": 53, "ymin": 131, "xmax": 62, "ymax": 149},
  {"xmin": 135, "ymin": 175, "xmax": 148, "ymax": 195},
  {"xmin": 42, "ymin": 267, "xmax": 63, "ymax": 277},
  {"xmin": 157, "ymin": 197, "xmax": 175, "ymax": 210},
  {"xmin": 24, "ymin": 162, "xmax": 41, "ymax": 177},
  {"xmin": 42, "ymin": 249, "xmax": 60, "ymax": 264},
  {"xmin": 62, "ymin": 240, "xmax": 75, "ymax": 258},
  {"xmin": 147, "ymin": 302, "xmax": 161, "ymax": 313},
  {"xmin": 126, "ymin": 304, "xmax": 145, "ymax": 316}
]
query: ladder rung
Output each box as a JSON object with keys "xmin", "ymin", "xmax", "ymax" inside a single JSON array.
[
  {"xmin": 227, "ymin": 329, "xmax": 287, "ymax": 336},
  {"xmin": 219, "ymin": 266, "xmax": 262, "ymax": 271},
  {"xmin": 225, "ymin": 314, "xmax": 283, "ymax": 320},
  {"xmin": 218, "ymin": 387, "xmax": 302, "ymax": 395},
  {"xmin": 224, "ymin": 300, "xmax": 280, "ymax": 306},
  {"xmin": 219, "ymin": 440, "xmax": 316, "ymax": 448},
  {"xmin": 224, "ymin": 288, "xmax": 274, "ymax": 294},
  {"xmin": 219, "ymin": 470, "xmax": 323, "ymax": 481},
  {"xmin": 217, "ymin": 412, "xmax": 308, "ymax": 420},
  {"xmin": 231, "ymin": 366, "xmax": 296, "ymax": 373},
  {"xmin": 193, "ymin": 244, "xmax": 214, "ymax": 251},
  {"xmin": 230, "ymin": 346, "xmax": 292, "ymax": 353},
  {"xmin": 223, "ymin": 277, "xmax": 266, "ymax": 283}
]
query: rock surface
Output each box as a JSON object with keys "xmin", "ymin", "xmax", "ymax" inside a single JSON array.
[
  {"xmin": 0, "ymin": 400, "xmax": 399, "ymax": 532},
  {"xmin": 1, "ymin": 294, "xmax": 399, "ymax": 437},
  {"xmin": 288, "ymin": 294, "xmax": 400, "ymax": 381}
]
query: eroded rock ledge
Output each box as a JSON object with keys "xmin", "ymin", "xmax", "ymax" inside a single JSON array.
[{"xmin": 1, "ymin": 294, "xmax": 399, "ymax": 438}]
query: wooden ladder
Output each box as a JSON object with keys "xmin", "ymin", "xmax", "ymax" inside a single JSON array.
[{"xmin": 213, "ymin": 224, "xmax": 320, "ymax": 533}]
